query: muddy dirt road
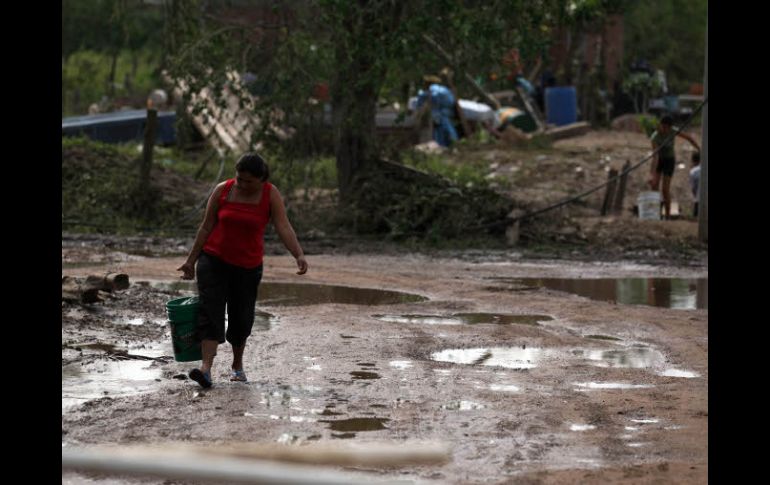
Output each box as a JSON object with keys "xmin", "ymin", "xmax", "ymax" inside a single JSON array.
[{"xmin": 62, "ymin": 249, "xmax": 707, "ymax": 484}]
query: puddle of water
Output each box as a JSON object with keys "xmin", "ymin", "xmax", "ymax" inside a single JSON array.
[
  {"xmin": 658, "ymin": 369, "xmax": 700, "ymax": 378},
  {"xmin": 319, "ymin": 408, "xmax": 343, "ymax": 416},
  {"xmin": 389, "ymin": 361, "xmax": 413, "ymax": 370},
  {"xmin": 374, "ymin": 314, "xmax": 464, "ymax": 325},
  {"xmin": 515, "ymin": 278, "xmax": 708, "ymax": 310},
  {"xmin": 489, "ymin": 384, "xmax": 520, "ymax": 392},
  {"xmin": 570, "ymin": 424, "xmax": 596, "ymax": 431},
  {"xmin": 319, "ymin": 417, "xmax": 390, "ymax": 432},
  {"xmin": 585, "ymin": 335, "xmax": 622, "ymax": 341},
  {"xmin": 630, "ymin": 418, "xmax": 659, "ymax": 424},
  {"xmin": 431, "ymin": 347, "xmax": 542, "ymax": 369},
  {"xmin": 373, "ymin": 313, "xmax": 552, "ymax": 326},
  {"xmin": 62, "ymin": 360, "xmax": 161, "ymax": 412},
  {"xmin": 332, "ymin": 433, "xmax": 356, "ymax": 439},
  {"xmin": 258, "ymin": 283, "xmax": 426, "ymax": 306},
  {"xmin": 584, "ymin": 348, "xmax": 666, "ymax": 369},
  {"xmin": 573, "ymin": 382, "xmax": 654, "ymax": 390},
  {"xmin": 442, "ymin": 400, "xmax": 485, "ymax": 410},
  {"xmin": 148, "ymin": 279, "xmax": 410, "ymax": 314},
  {"xmin": 454, "ymin": 313, "xmax": 553, "ymax": 325},
  {"xmin": 350, "ymin": 371, "xmax": 381, "ymax": 380}
]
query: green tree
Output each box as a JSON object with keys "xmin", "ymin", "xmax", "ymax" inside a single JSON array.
[
  {"xmin": 623, "ymin": 0, "xmax": 707, "ymax": 94},
  {"xmin": 164, "ymin": 0, "xmax": 560, "ymax": 203}
]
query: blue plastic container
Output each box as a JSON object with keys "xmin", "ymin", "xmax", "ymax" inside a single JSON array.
[{"xmin": 545, "ymin": 87, "xmax": 577, "ymax": 126}]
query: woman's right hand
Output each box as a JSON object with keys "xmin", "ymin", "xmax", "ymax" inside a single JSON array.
[{"xmin": 177, "ymin": 261, "xmax": 195, "ymax": 280}]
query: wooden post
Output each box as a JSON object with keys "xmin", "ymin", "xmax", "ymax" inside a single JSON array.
[
  {"xmin": 698, "ymin": 21, "xmax": 708, "ymax": 242},
  {"xmin": 141, "ymin": 109, "xmax": 158, "ymax": 189},
  {"xmin": 601, "ymin": 168, "xmax": 618, "ymax": 216},
  {"xmin": 613, "ymin": 160, "xmax": 631, "ymax": 214}
]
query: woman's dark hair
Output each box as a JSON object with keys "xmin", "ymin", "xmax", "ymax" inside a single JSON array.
[
  {"xmin": 235, "ymin": 152, "xmax": 270, "ymax": 181},
  {"xmin": 660, "ymin": 115, "xmax": 674, "ymax": 126}
]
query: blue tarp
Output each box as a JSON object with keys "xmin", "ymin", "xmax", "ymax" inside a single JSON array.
[{"xmin": 62, "ymin": 109, "xmax": 176, "ymax": 145}]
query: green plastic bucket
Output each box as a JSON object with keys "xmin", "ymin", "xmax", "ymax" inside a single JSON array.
[{"xmin": 166, "ymin": 296, "xmax": 202, "ymax": 362}]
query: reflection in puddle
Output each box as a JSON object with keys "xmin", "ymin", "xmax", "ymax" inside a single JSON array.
[
  {"xmin": 146, "ymin": 280, "xmax": 425, "ymax": 308},
  {"xmin": 350, "ymin": 371, "xmax": 381, "ymax": 380},
  {"xmin": 431, "ymin": 347, "xmax": 541, "ymax": 369},
  {"xmin": 374, "ymin": 313, "xmax": 552, "ymax": 326},
  {"xmin": 320, "ymin": 418, "xmax": 390, "ymax": 432},
  {"xmin": 389, "ymin": 361, "xmax": 413, "ymax": 369},
  {"xmin": 584, "ymin": 335, "xmax": 622, "ymax": 341},
  {"xmin": 62, "ymin": 360, "xmax": 161, "ymax": 412},
  {"xmin": 583, "ymin": 348, "xmax": 666, "ymax": 369},
  {"xmin": 573, "ymin": 382, "xmax": 654, "ymax": 390},
  {"xmin": 514, "ymin": 277, "xmax": 707, "ymax": 309},
  {"xmin": 570, "ymin": 424, "xmax": 596, "ymax": 431},
  {"xmin": 658, "ymin": 369, "xmax": 700, "ymax": 378},
  {"xmin": 433, "ymin": 345, "xmax": 671, "ymax": 372},
  {"xmin": 441, "ymin": 400, "xmax": 485, "ymax": 411},
  {"xmin": 332, "ymin": 433, "xmax": 356, "ymax": 439},
  {"xmin": 489, "ymin": 384, "xmax": 520, "ymax": 392},
  {"xmin": 258, "ymin": 283, "xmax": 426, "ymax": 306}
]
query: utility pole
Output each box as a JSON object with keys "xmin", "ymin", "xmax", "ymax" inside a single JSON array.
[{"xmin": 698, "ymin": 20, "xmax": 708, "ymax": 242}]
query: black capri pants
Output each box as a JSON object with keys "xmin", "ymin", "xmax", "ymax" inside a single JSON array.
[
  {"xmin": 195, "ymin": 252, "xmax": 263, "ymax": 347},
  {"xmin": 656, "ymin": 156, "xmax": 676, "ymax": 177}
]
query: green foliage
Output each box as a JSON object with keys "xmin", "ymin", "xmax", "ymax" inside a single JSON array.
[
  {"xmin": 62, "ymin": 0, "xmax": 164, "ymax": 58},
  {"xmin": 402, "ymin": 150, "xmax": 489, "ymax": 189},
  {"xmin": 637, "ymin": 114, "xmax": 659, "ymax": 136},
  {"xmin": 62, "ymin": 48, "xmax": 161, "ymax": 116},
  {"xmin": 622, "ymin": 71, "xmax": 662, "ymax": 114},
  {"xmin": 345, "ymin": 161, "xmax": 513, "ymax": 240},
  {"xmin": 61, "ymin": 137, "xmax": 205, "ymax": 234},
  {"xmin": 623, "ymin": 0, "xmax": 707, "ymax": 94}
]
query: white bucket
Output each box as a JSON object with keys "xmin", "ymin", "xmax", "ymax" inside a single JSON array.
[{"xmin": 637, "ymin": 191, "xmax": 662, "ymax": 220}]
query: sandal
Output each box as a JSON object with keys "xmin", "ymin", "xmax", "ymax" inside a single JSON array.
[
  {"xmin": 189, "ymin": 368, "xmax": 212, "ymax": 389},
  {"xmin": 230, "ymin": 369, "xmax": 248, "ymax": 382}
]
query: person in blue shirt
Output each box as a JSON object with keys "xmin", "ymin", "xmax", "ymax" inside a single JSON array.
[{"xmin": 416, "ymin": 75, "xmax": 459, "ymax": 147}]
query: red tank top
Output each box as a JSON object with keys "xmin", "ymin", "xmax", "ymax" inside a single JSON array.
[{"xmin": 202, "ymin": 179, "xmax": 271, "ymax": 268}]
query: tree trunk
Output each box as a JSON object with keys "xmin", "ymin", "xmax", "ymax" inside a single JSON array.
[
  {"xmin": 332, "ymin": 77, "xmax": 378, "ymax": 203},
  {"xmin": 327, "ymin": 2, "xmax": 405, "ymax": 204},
  {"xmin": 141, "ymin": 109, "xmax": 158, "ymax": 188}
]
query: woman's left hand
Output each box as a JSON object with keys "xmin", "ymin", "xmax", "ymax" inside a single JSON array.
[{"xmin": 296, "ymin": 256, "xmax": 308, "ymax": 275}]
